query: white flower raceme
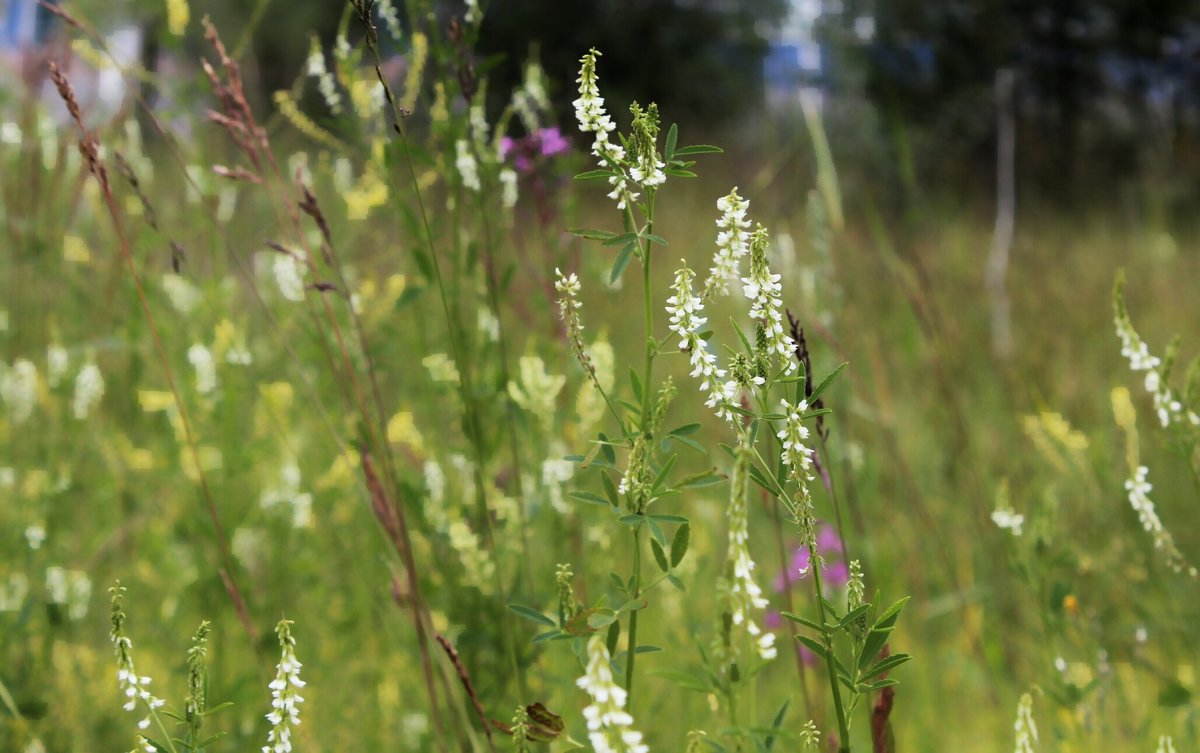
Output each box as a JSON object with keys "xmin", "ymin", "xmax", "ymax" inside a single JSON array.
[
  {"xmin": 455, "ymin": 139, "xmax": 480, "ymax": 192},
  {"xmin": 1013, "ymin": 692, "xmax": 1037, "ymax": 753},
  {"xmin": 163, "ymin": 273, "xmax": 201, "ymax": 313},
  {"xmin": 576, "ymin": 634, "xmax": 650, "ymax": 753},
  {"xmin": 513, "ymin": 61, "xmax": 550, "ymax": 131},
  {"xmin": 1125, "ymin": 465, "xmax": 1195, "ymax": 576},
  {"xmin": 110, "ymin": 586, "xmax": 166, "ymax": 732},
  {"xmin": 2, "ymin": 359, "xmax": 38, "ymax": 423},
  {"xmin": 991, "ymin": 508, "xmax": 1025, "ymax": 537},
  {"xmin": 499, "ymin": 168, "xmax": 518, "ymax": 209},
  {"xmin": 743, "ymin": 226, "xmax": 796, "ymax": 372},
  {"xmin": 573, "ymin": 49, "xmax": 637, "ymax": 210},
  {"xmin": 703, "ymin": 188, "xmax": 751, "ymax": 299},
  {"xmin": 188, "ymin": 344, "xmax": 217, "ymax": 394},
  {"xmin": 666, "ymin": 264, "xmax": 737, "ymax": 422},
  {"xmin": 628, "ymin": 103, "xmax": 666, "ymax": 189},
  {"xmin": 1157, "ymin": 735, "xmax": 1176, "ymax": 753},
  {"xmin": 263, "ymin": 619, "xmax": 305, "ymax": 753},
  {"xmin": 274, "ymin": 253, "xmax": 307, "ymax": 302},
  {"xmin": 306, "ymin": 36, "xmax": 341, "ymax": 114},
  {"xmin": 73, "ymin": 362, "xmax": 105, "ymax": 419},
  {"xmin": 777, "ymin": 399, "xmax": 814, "ymax": 474},
  {"xmin": 47, "ymin": 345, "xmax": 70, "ymax": 387},
  {"xmin": 378, "ymin": 0, "xmax": 402, "ymax": 38},
  {"xmin": 721, "ymin": 441, "xmax": 776, "ymax": 660},
  {"xmin": 1114, "ymin": 280, "xmax": 1199, "ymax": 428}
]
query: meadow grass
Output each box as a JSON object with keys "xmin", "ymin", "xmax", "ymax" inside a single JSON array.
[{"xmin": 1, "ymin": 4, "xmax": 1199, "ymax": 752}]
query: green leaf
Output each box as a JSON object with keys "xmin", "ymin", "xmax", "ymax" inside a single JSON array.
[
  {"xmin": 667, "ymin": 574, "xmax": 686, "ymax": 591},
  {"xmin": 603, "ymin": 231, "xmax": 639, "ymax": 248},
  {"xmin": 652, "ymin": 669, "xmax": 711, "ymax": 692},
  {"xmin": 647, "ymin": 516, "xmax": 667, "ymax": 547},
  {"xmin": 837, "ymin": 604, "xmax": 871, "ymax": 630},
  {"xmin": 673, "ymin": 144, "xmax": 724, "ymax": 156},
  {"xmin": 570, "ymin": 491, "xmax": 610, "ymax": 507},
  {"xmin": 664, "ymin": 123, "xmax": 679, "ymax": 160},
  {"xmin": 629, "ymin": 367, "xmax": 643, "ymax": 405},
  {"xmin": 858, "ymin": 598, "xmax": 910, "ymax": 672},
  {"xmin": 575, "ymin": 168, "xmax": 615, "ymax": 180},
  {"xmin": 677, "ymin": 470, "xmax": 724, "ymax": 488},
  {"xmin": 507, "ymin": 604, "xmax": 556, "ymax": 627},
  {"xmin": 764, "ymin": 699, "xmax": 790, "ymax": 751},
  {"xmin": 587, "ymin": 609, "xmax": 618, "ymax": 629},
  {"xmin": 634, "ymin": 645, "xmax": 662, "ymax": 654},
  {"xmin": 606, "ymin": 620, "xmax": 621, "ymax": 655},
  {"xmin": 663, "ymin": 168, "xmax": 698, "ymax": 178},
  {"xmin": 780, "ymin": 611, "xmax": 826, "ymax": 633},
  {"xmin": 648, "ymin": 513, "xmax": 688, "ymax": 524},
  {"xmin": 601, "ymin": 472, "xmax": 620, "ymax": 507},
  {"xmin": 1159, "ymin": 680, "xmax": 1192, "ymax": 707},
  {"xmin": 643, "ymin": 233, "xmax": 669, "ymax": 247},
  {"xmin": 795, "ymin": 635, "xmax": 827, "ymax": 660},
  {"xmin": 668, "ymin": 423, "xmax": 701, "ymax": 436},
  {"xmin": 650, "ymin": 454, "xmax": 678, "ymax": 494},
  {"xmin": 532, "ymin": 630, "xmax": 564, "ymax": 643},
  {"xmin": 651, "ymin": 538, "xmax": 670, "ymax": 571},
  {"xmin": 394, "ymin": 285, "xmax": 425, "ymax": 310},
  {"xmin": 568, "ymin": 227, "xmax": 617, "ymax": 241},
  {"xmin": 610, "ymin": 242, "xmax": 637, "ymax": 284},
  {"xmin": 618, "ymin": 514, "xmax": 646, "ymax": 528},
  {"xmin": 671, "ymin": 523, "xmax": 690, "ymax": 567},
  {"xmin": 860, "ymin": 652, "xmax": 912, "ymax": 682},
  {"xmin": 809, "ymin": 362, "xmax": 849, "ymax": 404}
]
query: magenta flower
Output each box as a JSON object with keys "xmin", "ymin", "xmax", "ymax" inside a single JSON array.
[
  {"xmin": 773, "ymin": 523, "xmax": 847, "ymax": 593},
  {"xmin": 499, "ymin": 127, "xmax": 571, "ymax": 175},
  {"xmin": 537, "ymin": 127, "xmax": 569, "ymax": 157}
]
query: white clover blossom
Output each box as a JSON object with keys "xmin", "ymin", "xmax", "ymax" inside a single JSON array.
[
  {"xmin": 188, "ymin": 344, "xmax": 217, "ymax": 395},
  {"xmin": 743, "ymin": 226, "xmax": 796, "ymax": 372},
  {"xmin": 777, "ymin": 398, "xmax": 814, "ymax": 474},
  {"xmin": 666, "ymin": 264, "xmax": 737, "ymax": 422},
  {"xmin": 163, "ymin": 273, "xmax": 201, "ymax": 313},
  {"xmin": 1125, "ymin": 465, "xmax": 1195, "ymax": 576},
  {"xmin": 110, "ymin": 585, "xmax": 166, "ymax": 732},
  {"xmin": 377, "ymin": 0, "xmax": 402, "ymax": 38},
  {"xmin": 263, "ymin": 619, "xmax": 306, "ymax": 753},
  {"xmin": 73, "ymin": 362, "xmax": 105, "ymax": 419},
  {"xmin": 703, "ymin": 188, "xmax": 751, "ymax": 299},
  {"xmin": 2, "ymin": 359, "xmax": 38, "ymax": 423},
  {"xmin": 576, "ymin": 634, "xmax": 650, "ymax": 753},
  {"xmin": 455, "ymin": 139, "xmax": 481, "ymax": 192},
  {"xmin": 1013, "ymin": 692, "xmax": 1037, "ymax": 753},
  {"xmin": 47, "ymin": 345, "xmax": 70, "ymax": 388},
  {"xmin": 721, "ymin": 442, "xmax": 776, "ymax": 660},
  {"xmin": 573, "ymin": 49, "xmax": 637, "ymax": 210},
  {"xmin": 306, "ymin": 37, "xmax": 341, "ymax": 114},
  {"xmin": 274, "ymin": 252, "xmax": 307, "ymax": 302},
  {"xmin": 499, "ymin": 168, "xmax": 518, "ymax": 209}
]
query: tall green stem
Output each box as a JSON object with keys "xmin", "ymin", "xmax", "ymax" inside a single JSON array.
[{"xmin": 811, "ymin": 555, "xmax": 851, "ymax": 752}]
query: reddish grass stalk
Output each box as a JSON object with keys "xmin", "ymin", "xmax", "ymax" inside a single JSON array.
[
  {"xmin": 435, "ymin": 633, "xmax": 497, "ymax": 753},
  {"xmin": 47, "ymin": 60, "xmax": 257, "ymax": 644}
]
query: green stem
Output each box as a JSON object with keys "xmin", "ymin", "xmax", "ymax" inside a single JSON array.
[
  {"xmin": 810, "ymin": 555, "xmax": 852, "ymax": 752},
  {"xmin": 624, "ymin": 525, "xmax": 643, "ymax": 700}
]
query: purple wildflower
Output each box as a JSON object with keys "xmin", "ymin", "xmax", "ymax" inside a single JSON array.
[{"xmin": 773, "ymin": 523, "xmax": 847, "ymax": 592}]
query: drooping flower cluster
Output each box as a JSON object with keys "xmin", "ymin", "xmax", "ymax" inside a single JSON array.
[
  {"xmin": 718, "ymin": 440, "xmax": 776, "ymax": 660},
  {"xmin": 743, "ymin": 226, "xmax": 796, "ymax": 372},
  {"xmin": 576, "ymin": 634, "xmax": 650, "ymax": 753},
  {"xmin": 109, "ymin": 584, "xmax": 166, "ymax": 732},
  {"xmin": 455, "ymin": 139, "xmax": 481, "ymax": 192},
  {"xmin": 666, "ymin": 264, "xmax": 737, "ymax": 422},
  {"xmin": 703, "ymin": 188, "xmax": 751, "ymax": 299},
  {"xmin": 73, "ymin": 362, "xmax": 105, "ymax": 420},
  {"xmin": 1125, "ymin": 465, "xmax": 1195, "ymax": 576},
  {"xmin": 573, "ymin": 49, "xmax": 636, "ymax": 210},
  {"xmin": 777, "ymin": 399, "xmax": 814, "ymax": 474},
  {"xmin": 263, "ymin": 619, "xmax": 306, "ymax": 753},
  {"xmin": 305, "ymin": 35, "xmax": 341, "ymax": 114},
  {"xmin": 1114, "ymin": 275, "xmax": 1199, "ymax": 428},
  {"xmin": 1013, "ymin": 692, "xmax": 1037, "ymax": 753}
]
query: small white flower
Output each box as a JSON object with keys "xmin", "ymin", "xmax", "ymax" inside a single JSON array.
[
  {"xmin": 73, "ymin": 363, "xmax": 105, "ymax": 419},
  {"xmin": 273, "ymin": 252, "xmax": 307, "ymax": 302},
  {"xmin": 743, "ymin": 226, "xmax": 796, "ymax": 372},
  {"xmin": 306, "ymin": 36, "xmax": 342, "ymax": 114},
  {"xmin": 666, "ymin": 264, "xmax": 737, "ymax": 422},
  {"xmin": 499, "ymin": 168, "xmax": 518, "ymax": 209},
  {"xmin": 25, "ymin": 525, "xmax": 46, "ymax": 550},
  {"xmin": 991, "ymin": 508, "xmax": 1024, "ymax": 537},
  {"xmin": 162, "ymin": 273, "xmax": 201, "ymax": 313},
  {"xmin": 577, "ymin": 635, "xmax": 650, "ymax": 753},
  {"xmin": 455, "ymin": 139, "xmax": 480, "ymax": 192},
  {"xmin": 777, "ymin": 399, "xmax": 814, "ymax": 473},
  {"xmin": 47, "ymin": 345, "xmax": 70, "ymax": 388},
  {"xmin": 263, "ymin": 620, "xmax": 305, "ymax": 753},
  {"xmin": 188, "ymin": 344, "xmax": 217, "ymax": 395},
  {"xmin": 704, "ymin": 188, "xmax": 751, "ymax": 299},
  {"xmin": 2, "ymin": 359, "xmax": 39, "ymax": 423}
]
